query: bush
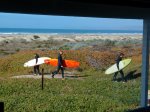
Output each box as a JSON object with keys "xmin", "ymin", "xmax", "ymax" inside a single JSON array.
[
  {"xmin": 104, "ymin": 39, "xmax": 116, "ymax": 46},
  {"xmin": 33, "ymin": 35, "xmax": 40, "ymax": 39},
  {"xmin": 59, "ymin": 45, "xmax": 72, "ymax": 50},
  {"xmin": 15, "ymin": 48, "xmax": 20, "ymax": 52}
]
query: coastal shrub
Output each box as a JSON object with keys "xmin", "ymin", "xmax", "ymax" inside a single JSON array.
[
  {"xmin": 4, "ymin": 40, "xmax": 9, "ymax": 44},
  {"xmin": 59, "ymin": 45, "xmax": 72, "ymax": 50},
  {"xmin": 103, "ymin": 39, "xmax": 116, "ymax": 46},
  {"xmin": 0, "ymin": 50, "xmax": 9, "ymax": 56},
  {"xmin": 86, "ymin": 57, "xmax": 100, "ymax": 69},
  {"xmin": 15, "ymin": 48, "xmax": 20, "ymax": 52},
  {"xmin": 115, "ymin": 39, "xmax": 142, "ymax": 47},
  {"xmin": 72, "ymin": 43, "xmax": 87, "ymax": 50},
  {"xmin": 19, "ymin": 39, "xmax": 28, "ymax": 43},
  {"xmin": 37, "ymin": 45, "xmax": 42, "ymax": 48},
  {"xmin": 34, "ymin": 40, "xmax": 64, "ymax": 49},
  {"xmin": 33, "ymin": 35, "xmax": 40, "ymax": 39},
  {"xmin": 90, "ymin": 45, "xmax": 112, "ymax": 52}
]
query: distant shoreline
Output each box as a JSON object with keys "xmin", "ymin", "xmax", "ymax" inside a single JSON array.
[
  {"xmin": 0, "ymin": 28, "xmax": 142, "ymax": 35},
  {"xmin": 0, "ymin": 32, "xmax": 142, "ymax": 35}
]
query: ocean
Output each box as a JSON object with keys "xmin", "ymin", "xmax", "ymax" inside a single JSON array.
[{"xmin": 0, "ymin": 28, "xmax": 142, "ymax": 35}]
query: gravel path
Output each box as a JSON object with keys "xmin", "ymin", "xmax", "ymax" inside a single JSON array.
[{"xmin": 11, "ymin": 74, "xmax": 81, "ymax": 79}]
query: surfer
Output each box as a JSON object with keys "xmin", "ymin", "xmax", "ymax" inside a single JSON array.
[
  {"xmin": 52, "ymin": 50, "xmax": 64, "ymax": 80},
  {"xmin": 113, "ymin": 52, "xmax": 126, "ymax": 83},
  {"xmin": 34, "ymin": 53, "xmax": 40, "ymax": 75}
]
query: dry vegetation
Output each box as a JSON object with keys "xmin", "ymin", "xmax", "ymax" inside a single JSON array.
[{"xmin": 0, "ymin": 45, "xmax": 142, "ymax": 77}]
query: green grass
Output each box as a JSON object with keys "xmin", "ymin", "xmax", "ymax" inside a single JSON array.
[{"xmin": 0, "ymin": 69, "xmax": 141, "ymax": 112}]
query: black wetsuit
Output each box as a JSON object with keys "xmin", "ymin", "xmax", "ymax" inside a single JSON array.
[
  {"xmin": 34, "ymin": 54, "xmax": 40, "ymax": 75},
  {"xmin": 113, "ymin": 55, "xmax": 125, "ymax": 81},
  {"xmin": 52, "ymin": 53, "xmax": 64, "ymax": 78}
]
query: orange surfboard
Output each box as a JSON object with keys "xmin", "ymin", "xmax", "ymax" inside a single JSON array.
[{"xmin": 44, "ymin": 59, "xmax": 80, "ymax": 68}]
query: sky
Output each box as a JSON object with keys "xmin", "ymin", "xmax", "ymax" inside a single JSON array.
[{"xmin": 0, "ymin": 13, "xmax": 143, "ymax": 31}]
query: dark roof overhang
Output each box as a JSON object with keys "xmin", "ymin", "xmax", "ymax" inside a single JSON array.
[{"xmin": 0, "ymin": 0, "xmax": 149, "ymax": 19}]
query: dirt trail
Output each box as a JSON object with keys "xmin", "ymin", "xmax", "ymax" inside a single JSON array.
[{"xmin": 11, "ymin": 74, "xmax": 82, "ymax": 80}]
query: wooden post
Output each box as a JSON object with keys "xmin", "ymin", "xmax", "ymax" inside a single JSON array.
[
  {"xmin": 42, "ymin": 68, "xmax": 44, "ymax": 90},
  {"xmin": 0, "ymin": 102, "xmax": 4, "ymax": 112},
  {"xmin": 141, "ymin": 19, "xmax": 150, "ymax": 107}
]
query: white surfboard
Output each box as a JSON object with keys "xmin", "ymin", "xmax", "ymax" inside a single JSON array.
[
  {"xmin": 24, "ymin": 57, "xmax": 51, "ymax": 67},
  {"xmin": 105, "ymin": 59, "xmax": 132, "ymax": 75}
]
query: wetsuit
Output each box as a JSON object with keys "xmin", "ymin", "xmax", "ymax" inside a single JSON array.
[
  {"xmin": 52, "ymin": 53, "xmax": 64, "ymax": 78},
  {"xmin": 34, "ymin": 54, "xmax": 40, "ymax": 75},
  {"xmin": 113, "ymin": 55, "xmax": 125, "ymax": 81}
]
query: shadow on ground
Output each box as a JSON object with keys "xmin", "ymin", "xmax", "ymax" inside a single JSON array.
[
  {"xmin": 65, "ymin": 75, "xmax": 90, "ymax": 78},
  {"xmin": 116, "ymin": 70, "xmax": 141, "ymax": 82},
  {"xmin": 125, "ymin": 70, "xmax": 141, "ymax": 81},
  {"xmin": 43, "ymin": 72, "xmax": 90, "ymax": 79}
]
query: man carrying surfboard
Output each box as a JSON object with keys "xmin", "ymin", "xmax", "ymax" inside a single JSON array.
[
  {"xmin": 34, "ymin": 53, "xmax": 40, "ymax": 75},
  {"xmin": 113, "ymin": 52, "xmax": 126, "ymax": 83},
  {"xmin": 52, "ymin": 50, "xmax": 64, "ymax": 80}
]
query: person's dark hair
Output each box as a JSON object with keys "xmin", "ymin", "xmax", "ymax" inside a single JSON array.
[
  {"xmin": 120, "ymin": 52, "xmax": 124, "ymax": 56},
  {"xmin": 35, "ymin": 53, "xmax": 39, "ymax": 57}
]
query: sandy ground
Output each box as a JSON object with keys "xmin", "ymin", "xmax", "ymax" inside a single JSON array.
[
  {"xmin": 0, "ymin": 34, "xmax": 142, "ymax": 42},
  {"xmin": 0, "ymin": 33, "xmax": 142, "ymax": 57}
]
